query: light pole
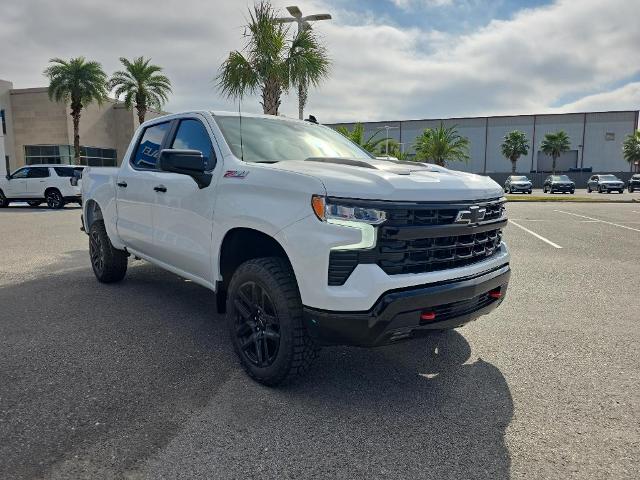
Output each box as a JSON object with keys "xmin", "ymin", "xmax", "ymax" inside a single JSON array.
[
  {"xmin": 382, "ymin": 125, "xmax": 400, "ymax": 156},
  {"xmin": 275, "ymin": 6, "xmax": 331, "ymax": 120}
]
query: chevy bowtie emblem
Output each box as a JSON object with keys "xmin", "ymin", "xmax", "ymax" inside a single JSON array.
[{"xmin": 455, "ymin": 206, "xmax": 486, "ymax": 224}]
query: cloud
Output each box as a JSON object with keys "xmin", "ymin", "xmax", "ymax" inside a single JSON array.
[
  {"xmin": 0, "ymin": 0, "xmax": 637, "ymax": 123},
  {"xmin": 390, "ymin": 0, "xmax": 455, "ymax": 9},
  {"xmin": 552, "ymin": 82, "xmax": 640, "ymax": 113}
]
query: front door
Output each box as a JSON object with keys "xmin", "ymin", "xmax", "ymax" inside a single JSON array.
[
  {"xmin": 116, "ymin": 121, "xmax": 172, "ymax": 255},
  {"xmin": 5, "ymin": 167, "xmax": 28, "ymax": 197},
  {"xmin": 152, "ymin": 117, "xmax": 218, "ymax": 282}
]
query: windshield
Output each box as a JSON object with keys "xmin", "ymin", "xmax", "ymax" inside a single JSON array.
[
  {"xmin": 600, "ymin": 175, "xmax": 619, "ymax": 181},
  {"xmin": 215, "ymin": 115, "xmax": 373, "ymax": 163},
  {"xmin": 552, "ymin": 175, "xmax": 571, "ymax": 181},
  {"xmin": 511, "ymin": 176, "xmax": 529, "ymax": 181}
]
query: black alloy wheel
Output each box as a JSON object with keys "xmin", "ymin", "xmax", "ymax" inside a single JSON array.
[
  {"xmin": 233, "ymin": 281, "xmax": 281, "ymax": 368},
  {"xmin": 46, "ymin": 189, "xmax": 64, "ymax": 209},
  {"xmin": 89, "ymin": 228, "xmax": 106, "ymax": 277}
]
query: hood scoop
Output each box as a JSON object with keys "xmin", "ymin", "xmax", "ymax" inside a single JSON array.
[
  {"xmin": 304, "ymin": 157, "xmax": 415, "ymax": 175},
  {"xmin": 305, "ymin": 157, "xmax": 377, "ymax": 169}
]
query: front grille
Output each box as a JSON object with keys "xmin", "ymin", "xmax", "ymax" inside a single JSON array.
[
  {"xmin": 376, "ymin": 228, "xmax": 502, "ymax": 275},
  {"xmin": 327, "ymin": 199, "xmax": 505, "ymax": 286}
]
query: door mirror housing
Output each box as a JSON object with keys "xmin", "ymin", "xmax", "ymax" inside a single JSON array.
[{"xmin": 158, "ymin": 149, "xmax": 212, "ymax": 188}]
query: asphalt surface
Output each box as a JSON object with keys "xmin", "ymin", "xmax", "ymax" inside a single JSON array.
[{"xmin": 1, "ymin": 202, "xmax": 639, "ymax": 479}]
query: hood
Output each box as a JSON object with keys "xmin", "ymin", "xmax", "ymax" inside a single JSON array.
[
  {"xmin": 511, "ymin": 180, "xmax": 532, "ymax": 185},
  {"xmin": 266, "ymin": 158, "xmax": 503, "ymax": 202}
]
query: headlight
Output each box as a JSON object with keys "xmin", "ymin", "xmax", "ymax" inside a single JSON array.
[
  {"xmin": 311, "ymin": 195, "xmax": 386, "ymax": 224},
  {"xmin": 311, "ymin": 195, "xmax": 385, "ymax": 250}
]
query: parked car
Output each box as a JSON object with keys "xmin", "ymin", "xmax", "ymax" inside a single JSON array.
[
  {"xmin": 627, "ymin": 174, "xmax": 640, "ymax": 193},
  {"xmin": 504, "ymin": 175, "xmax": 532, "ymax": 194},
  {"xmin": 586, "ymin": 174, "xmax": 625, "ymax": 193},
  {"xmin": 0, "ymin": 164, "xmax": 83, "ymax": 208},
  {"xmin": 82, "ymin": 111, "xmax": 511, "ymax": 385},
  {"xmin": 543, "ymin": 175, "xmax": 575, "ymax": 194}
]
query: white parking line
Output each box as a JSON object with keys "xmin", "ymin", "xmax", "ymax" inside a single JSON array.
[
  {"xmin": 554, "ymin": 210, "xmax": 640, "ymax": 233},
  {"xmin": 508, "ymin": 220, "xmax": 563, "ymax": 249}
]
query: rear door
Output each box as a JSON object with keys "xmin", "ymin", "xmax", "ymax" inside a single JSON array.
[
  {"xmin": 5, "ymin": 167, "xmax": 29, "ymax": 197},
  {"xmin": 116, "ymin": 121, "xmax": 172, "ymax": 255},
  {"xmin": 26, "ymin": 167, "xmax": 51, "ymax": 197},
  {"xmin": 151, "ymin": 116, "xmax": 218, "ymax": 281}
]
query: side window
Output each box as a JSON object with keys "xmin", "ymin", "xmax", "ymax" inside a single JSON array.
[
  {"xmin": 170, "ymin": 119, "xmax": 216, "ymax": 170},
  {"xmin": 11, "ymin": 168, "xmax": 29, "ymax": 179},
  {"xmin": 28, "ymin": 167, "xmax": 50, "ymax": 178},
  {"xmin": 53, "ymin": 167, "xmax": 75, "ymax": 177},
  {"xmin": 132, "ymin": 122, "xmax": 171, "ymax": 169}
]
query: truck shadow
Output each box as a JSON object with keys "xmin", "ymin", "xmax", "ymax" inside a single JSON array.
[{"xmin": 0, "ymin": 261, "xmax": 512, "ymax": 479}]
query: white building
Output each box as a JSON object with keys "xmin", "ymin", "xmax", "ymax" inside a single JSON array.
[{"xmin": 329, "ymin": 111, "xmax": 639, "ymax": 174}]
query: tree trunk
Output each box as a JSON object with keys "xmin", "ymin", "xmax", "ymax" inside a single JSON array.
[
  {"xmin": 261, "ymin": 77, "xmax": 282, "ymax": 116},
  {"xmin": 298, "ymin": 83, "xmax": 307, "ymax": 120},
  {"xmin": 552, "ymin": 155, "xmax": 557, "ymax": 175},
  {"xmin": 136, "ymin": 103, "xmax": 147, "ymax": 125},
  {"xmin": 70, "ymin": 102, "xmax": 82, "ymax": 164},
  {"xmin": 511, "ymin": 158, "xmax": 517, "ymax": 173}
]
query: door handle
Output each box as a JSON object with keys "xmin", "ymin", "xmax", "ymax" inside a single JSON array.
[
  {"xmin": 154, "ymin": 185, "xmax": 167, "ymax": 193},
  {"xmin": 117, "ymin": 181, "xmax": 127, "ymax": 188}
]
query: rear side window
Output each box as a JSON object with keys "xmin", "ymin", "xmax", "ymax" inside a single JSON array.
[
  {"xmin": 27, "ymin": 167, "xmax": 50, "ymax": 178},
  {"xmin": 54, "ymin": 167, "xmax": 75, "ymax": 177},
  {"xmin": 170, "ymin": 119, "xmax": 216, "ymax": 170},
  {"xmin": 132, "ymin": 122, "xmax": 171, "ymax": 169}
]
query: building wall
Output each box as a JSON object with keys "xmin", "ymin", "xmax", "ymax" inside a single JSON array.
[
  {"xmin": 329, "ymin": 110, "xmax": 638, "ymax": 174},
  {"xmin": 9, "ymin": 88, "xmax": 68, "ymax": 168},
  {"xmin": 0, "ymin": 79, "xmax": 170, "ymax": 170}
]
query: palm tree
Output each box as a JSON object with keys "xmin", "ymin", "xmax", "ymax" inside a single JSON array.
[
  {"xmin": 623, "ymin": 130, "xmax": 640, "ymax": 172},
  {"xmin": 335, "ymin": 123, "xmax": 392, "ymax": 155},
  {"xmin": 108, "ymin": 56, "xmax": 172, "ymax": 124},
  {"xmin": 501, "ymin": 130, "xmax": 530, "ymax": 173},
  {"xmin": 44, "ymin": 57, "xmax": 108, "ymax": 163},
  {"xmin": 217, "ymin": 1, "xmax": 330, "ymax": 116},
  {"xmin": 540, "ymin": 131, "xmax": 571, "ymax": 175},
  {"xmin": 414, "ymin": 123, "xmax": 470, "ymax": 166}
]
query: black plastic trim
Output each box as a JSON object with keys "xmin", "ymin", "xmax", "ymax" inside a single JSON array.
[{"xmin": 305, "ymin": 264, "xmax": 510, "ymax": 347}]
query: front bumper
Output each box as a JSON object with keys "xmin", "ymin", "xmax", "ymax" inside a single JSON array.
[
  {"xmin": 550, "ymin": 185, "xmax": 574, "ymax": 192},
  {"xmin": 509, "ymin": 185, "xmax": 531, "ymax": 192},
  {"xmin": 303, "ymin": 264, "xmax": 510, "ymax": 347}
]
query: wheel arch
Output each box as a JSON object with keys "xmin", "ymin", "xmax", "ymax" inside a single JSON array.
[
  {"xmin": 44, "ymin": 186, "xmax": 62, "ymax": 196},
  {"xmin": 84, "ymin": 199, "xmax": 104, "ymax": 230},
  {"xmin": 216, "ymin": 227, "xmax": 293, "ymax": 314}
]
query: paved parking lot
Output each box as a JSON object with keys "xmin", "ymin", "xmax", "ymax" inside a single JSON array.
[
  {"xmin": 1, "ymin": 202, "xmax": 639, "ymax": 479},
  {"xmin": 509, "ymin": 188, "xmax": 638, "ymax": 201}
]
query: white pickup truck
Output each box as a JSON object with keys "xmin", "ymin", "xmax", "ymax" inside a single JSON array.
[{"xmin": 82, "ymin": 111, "xmax": 510, "ymax": 385}]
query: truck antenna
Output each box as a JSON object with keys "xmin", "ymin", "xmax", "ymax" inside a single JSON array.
[{"xmin": 238, "ymin": 100, "xmax": 244, "ymax": 162}]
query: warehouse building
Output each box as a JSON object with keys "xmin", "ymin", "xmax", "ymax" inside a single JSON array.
[
  {"xmin": 0, "ymin": 79, "xmax": 165, "ymax": 173},
  {"xmin": 329, "ymin": 111, "xmax": 639, "ymax": 180}
]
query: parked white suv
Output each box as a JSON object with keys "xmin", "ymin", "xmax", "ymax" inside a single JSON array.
[
  {"xmin": 0, "ymin": 164, "xmax": 83, "ymax": 208},
  {"xmin": 82, "ymin": 111, "xmax": 511, "ymax": 385}
]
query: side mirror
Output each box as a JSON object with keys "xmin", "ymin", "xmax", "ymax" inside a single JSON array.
[
  {"xmin": 158, "ymin": 149, "xmax": 212, "ymax": 189},
  {"xmin": 5, "ymin": 174, "xmax": 10, "ymax": 180}
]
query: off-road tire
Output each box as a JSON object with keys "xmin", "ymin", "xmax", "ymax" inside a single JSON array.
[
  {"xmin": 89, "ymin": 220, "xmax": 128, "ymax": 283},
  {"xmin": 0, "ymin": 190, "xmax": 8, "ymax": 208},
  {"xmin": 45, "ymin": 189, "xmax": 64, "ymax": 209},
  {"xmin": 227, "ymin": 257, "xmax": 319, "ymax": 386}
]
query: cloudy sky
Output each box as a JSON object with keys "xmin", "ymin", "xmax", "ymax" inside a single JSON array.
[{"xmin": 1, "ymin": 0, "xmax": 638, "ymax": 123}]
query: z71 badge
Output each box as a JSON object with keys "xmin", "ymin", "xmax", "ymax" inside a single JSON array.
[{"xmin": 223, "ymin": 170, "xmax": 249, "ymax": 179}]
